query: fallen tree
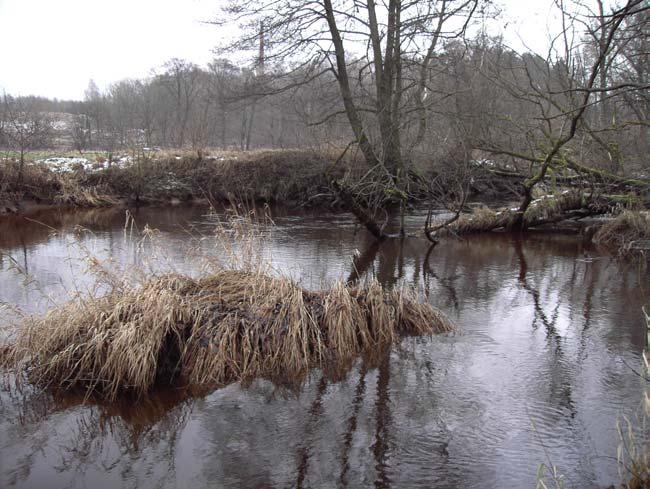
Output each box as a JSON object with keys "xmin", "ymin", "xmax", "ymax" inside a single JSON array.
[
  {"xmin": 425, "ymin": 190, "xmax": 636, "ymax": 238},
  {"xmin": 476, "ymin": 151, "xmax": 650, "ymax": 194}
]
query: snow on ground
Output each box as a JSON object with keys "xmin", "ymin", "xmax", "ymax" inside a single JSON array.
[
  {"xmin": 470, "ymin": 159, "xmax": 516, "ymax": 171},
  {"xmin": 115, "ymin": 155, "xmax": 132, "ymax": 166},
  {"xmin": 38, "ymin": 157, "xmax": 93, "ymax": 173},
  {"xmin": 38, "ymin": 154, "xmax": 133, "ymax": 173}
]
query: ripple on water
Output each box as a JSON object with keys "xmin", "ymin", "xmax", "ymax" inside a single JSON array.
[{"xmin": 0, "ymin": 205, "xmax": 647, "ymax": 489}]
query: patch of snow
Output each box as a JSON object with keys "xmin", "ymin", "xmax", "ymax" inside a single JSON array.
[
  {"xmin": 38, "ymin": 154, "xmax": 134, "ymax": 172},
  {"xmin": 471, "ymin": 159, "xmax": 496, "ymax": 167},
  {"xmin": 114, "ymin": 155, "xmax": 132, "ymax": 166},
  {"xmin": 51, "ymin": 121, "xmax": 69, "ymax": 131},
  {"xmin": 39, "ymin": 157, "xmax": 92, "ymax": 173}
]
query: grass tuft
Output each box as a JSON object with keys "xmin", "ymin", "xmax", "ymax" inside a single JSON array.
[
  {"xmin": 593, "ymin": 210, "xmax": 650, "ymax": 255},
  {"xmin": 3, "ymin": 269, "xmax": 452, "ymax": 401}
]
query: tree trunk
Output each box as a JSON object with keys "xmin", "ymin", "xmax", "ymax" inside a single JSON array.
[
  {"xmin": 18, "ymin": 149, "xmax": 24, "ymax": 184},
  {"xmin": 323, "ymin": 0, "xmax": 379, "ymax": 168},
  {"xmin": 221, "ymin": 107, "xmax": 227, "ymax": 150},
  {"xmin": 246, "ymin": 101, "xmax": 256, "ymax": 151},
  {"xmin": 332, "ymin": 181, "xmax": 386, "ymax": 240}
]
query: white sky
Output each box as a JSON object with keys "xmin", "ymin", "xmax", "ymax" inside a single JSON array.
[{"xmin": 0, "ymin": 0, "xmax": 560, "ymax": 100}]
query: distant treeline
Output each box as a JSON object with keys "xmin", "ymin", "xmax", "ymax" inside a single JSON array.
[{"xmin": 1, "ymin": 30, "xmax": 648, "ymax": 177}]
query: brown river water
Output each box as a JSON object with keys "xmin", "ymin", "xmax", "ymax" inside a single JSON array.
[{"xmin": 0, "ymin": 204, "xmax": 648, "ymax": 489}]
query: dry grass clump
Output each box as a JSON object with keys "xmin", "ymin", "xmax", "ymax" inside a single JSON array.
[
  {"xmin": 0, "ymin": 159, "xmax": 119, "ymax": 209},
  {"xmin": 616, "ymin": 408, "xmax": 649, "ymax": 488},
  {"xmin": 54, "ymin": 174, "xmax": 119, "ymax": 207},
  {"xmin": 183, "ymin": 148, "xmax": 362, "ymax": 205},
  {"xmin": 0, "ymin": 159, "xmax": 61, "ymax": 203},
  {"xmin": 4, "ymin": 269, "xmax": 452, "ymax": 401},
  {"xmin": 81, "ymin": 148, "xmax": 357, "ymax": 206},
  {"xmin": 593, "ymin": 211, "xmax": 650, "ymax": 255}
]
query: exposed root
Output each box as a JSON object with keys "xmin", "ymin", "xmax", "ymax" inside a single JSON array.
[{"xmin": 3, "ymin": 270, "xmax": 452, "ymax": 400}]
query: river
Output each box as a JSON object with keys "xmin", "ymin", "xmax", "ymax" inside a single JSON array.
[{"xmin": 0, "ymin": 204, "xmax": 647, "ymax": 488}]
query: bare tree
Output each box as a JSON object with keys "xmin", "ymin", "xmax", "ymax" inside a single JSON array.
[
  {"xmin": 2, "ymin": 94, "xmax": 52, "ymax": 182},
  {"xmin": 207, "ymin": 59, "xmax": 240, "ymax": 149},
  {"xmin": 83, "ymin": 79, "xmax": 104, "ymax": 147},
  {"xmin": 159, "ymin": 59, "xmax": 202, "ymax": 148},
  {"xmin": 70, "ymin": 114, "xmax": 90, "ymax": 153},
  {"xmin": 217, "ymin": 0, "xmax": 486, "ymax": 236},
  {"xmin": 468, "ymin": 0, "xmax": 649, "ymax": 231}
]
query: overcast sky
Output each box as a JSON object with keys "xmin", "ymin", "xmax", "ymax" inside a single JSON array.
[{"xmin": 0, "ymin": 0, "xmax": 560, "ymax": 100}]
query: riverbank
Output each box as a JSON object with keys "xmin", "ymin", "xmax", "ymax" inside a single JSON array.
[
  {"xmin": 0, "ymin": 148, "xmax": 362, "ymax": 215},
  {"xmin": 3, "ymin": 149, "xmax": 649, "ymax": 257}
]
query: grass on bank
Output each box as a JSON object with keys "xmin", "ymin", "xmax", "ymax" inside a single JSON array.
[
  {"xmin": 0, "ymin": 148, "xmax": 364, "ymax": 210},
  {"xmin": 433, "ymin": 190, "xmax": 650, "ymax": 255},
  {"xmin": 593, "ymin": 210, "xmax": 650, "ymax": 255}
]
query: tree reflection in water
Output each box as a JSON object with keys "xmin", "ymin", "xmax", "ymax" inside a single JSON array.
[
  {"xmin": 2, "ymin": 386, "xmax": 195, "ymax": 488},
  {"xmin": 1, "ymin": 209, "xmax": 648, "ymax": 489}
]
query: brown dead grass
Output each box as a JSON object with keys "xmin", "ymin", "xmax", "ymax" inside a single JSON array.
[
  {"xmin": 593, "ymin": 210, "xmax": 650, "ymax": 255},
  {"xmin": 3, "ymin": 268, "xmax": 452, "ymax": 401},
  {"xmin": 0, "ymin": 159, "xmax": 61, "ymax": 204},
  {"xmin": 87, "ymin": 148, "xmax": 360, "ymax": 206},
  {"xmin": 54, "ymin": 173, "xmax": 119, "ymax": 207},
  {"xmin": 1, "ymin": 149, "xmax": 360, "ymax": 210}
]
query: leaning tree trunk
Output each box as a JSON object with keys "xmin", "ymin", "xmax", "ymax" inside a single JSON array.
[{"xmin": 426, "ymin": 190, "xmax": 626, "ymax": 238}]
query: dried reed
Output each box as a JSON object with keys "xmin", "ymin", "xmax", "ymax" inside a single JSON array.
[
  {"xmin": 3, "ymin": 269, "xmax": 452, "ymax": 400},
  {"xmin": 593, "ymin": 210, "xmax": 650, "ymax": 255}
]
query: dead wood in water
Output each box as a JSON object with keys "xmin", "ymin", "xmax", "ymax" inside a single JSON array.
[
  {"xmin": 331, "ymin": 180, "xmax": 387, "ymax": 240},
  {"xmin": 3, "ymin": 269, "xmax": 452, "ymax": 401},
  {"xmin": 427, "ymin": 190, "xmax": 634, "ymax": 237}
]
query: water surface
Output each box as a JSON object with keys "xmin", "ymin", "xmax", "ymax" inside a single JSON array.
[{"xmin": 0, "ymin": 205, "xmax": 648, "ymax": 488}]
